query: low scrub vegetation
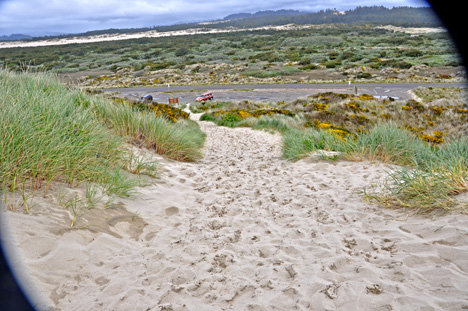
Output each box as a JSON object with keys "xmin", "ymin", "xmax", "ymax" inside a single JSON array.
[{"xmin": 1, "ymin": 23, "xmax": 463, "ymax": 88}]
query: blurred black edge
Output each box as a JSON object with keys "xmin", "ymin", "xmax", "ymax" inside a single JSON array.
[
  {"xmin": 427, "ymin": 0, "xmax": 467, "ymax": 68},
  {"xmin": 0, "ymin": 1, "xmax": 467, "ymax": 310},
  {"xmin": 0, "ymin": 207, "xmax": 35, "ymax": 310}
]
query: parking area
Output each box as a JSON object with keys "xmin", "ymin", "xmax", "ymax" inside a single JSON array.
[
  {"xmin": 117, "ymin": 87, "xmax": 358, "ymax": 105},
  {"xmin": 106, "ymin": 82, "xmax": 467, "ymax": 105}
]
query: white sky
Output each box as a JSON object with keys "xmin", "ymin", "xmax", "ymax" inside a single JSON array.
[{"xmin": 0, "ymin": 0, "xmax": 430, "ymax": 36}]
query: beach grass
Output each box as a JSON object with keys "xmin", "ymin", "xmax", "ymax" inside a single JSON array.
[
  {"xmin": 0, "ymin": 69, "xmax": 134, "ymax": 195},
  {"xmin": 0, "ymin": 69, "xmax": 205, "ymax": 219},
  {"xmin": 91, "ymin": 99, "xmax": 205, "ymax": 162}
]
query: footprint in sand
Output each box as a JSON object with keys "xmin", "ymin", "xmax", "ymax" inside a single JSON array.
[{"xmin": 165, "ymin": 206, "xmax": 179, "ymax": 216}]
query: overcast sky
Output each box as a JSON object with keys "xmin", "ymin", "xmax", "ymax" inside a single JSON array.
[{"xmin": 0, "ymin": 0, "xmax": 430, "ymax": 36}]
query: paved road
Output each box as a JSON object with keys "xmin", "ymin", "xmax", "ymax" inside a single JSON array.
[{"xmin": 103, "ymin": 82, "xmax": 467, "ymax": 103}]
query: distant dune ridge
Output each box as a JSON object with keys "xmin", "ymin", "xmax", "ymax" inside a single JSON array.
[
  {"xmin": 0, "ymin": 6, "xmax": 442, "ymax": 48},
  {"xmin": 0, "ymin": 24, "xmax": 312, "ymax": 49}
]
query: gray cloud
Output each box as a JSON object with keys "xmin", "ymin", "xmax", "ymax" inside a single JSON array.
[{"xmin": 0, "ymin": 0, "xmax": 429, "ymax": 36}]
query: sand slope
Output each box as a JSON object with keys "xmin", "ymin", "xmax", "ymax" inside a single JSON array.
[{"xmin": 1, "ymin": 114, "xmax": 468, "ymax": 311}]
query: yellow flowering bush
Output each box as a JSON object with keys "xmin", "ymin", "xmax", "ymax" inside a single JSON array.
[
  {"xmin": 212, "ymin": 108, "xmax": 294, "ymax": 120},
  {"xmin": 112, "ymin": 97, "xmax": 189, "ymax": 122},
  {"xmin": 357, "ymin": 94, "xmax": 375, "ymax": 101},
  {"xmin": 418, "ymin": 131, "xmax": 445, "ymax": 144},
  {"xmin": 310, "ymin": 120, "xmax": 353, "ymax": 140},
  {"xmin": 402, "ymin": 99, "xmax": 425, "ymax": 112},
  {"xmin": 430, "ymin": 106, "xmax": 444, "ymax": 116},
  {"xmin": 149, "ymin": 103, "xmax": 190, "ymax": 122},
  {"xmin": 311, "ymin": 103, "xmax": 329, "ymax": 111}
]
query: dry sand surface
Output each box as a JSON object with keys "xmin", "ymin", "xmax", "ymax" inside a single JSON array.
[{"xmin": 1, "ymin": 109, "xmax": 468, "ymax": 311}]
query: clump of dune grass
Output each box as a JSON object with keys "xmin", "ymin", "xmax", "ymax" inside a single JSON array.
[
  {"xmin": 366, "ymin": 164, "xmax": 467, "ymax": 212},
  {"xmin": 282, "ymin": 120, "xmax": 468, "ymax": 212},
  {"xmin": 245, "ymin": 114, "xmax": 305, "ymax": 133},
  {"xmin": 0, "ymin": 69, "xmax": 139, "ymax": 197},
  {"xmin": 0, "ymin": 69, "xmax": 205, "ymax": 221},
  {"xmin": 285, "ymin": 122, "xmax": 468, "ymax": 212},
  {"xmin": 91, "ymin": 99, "xmax": 205, "ymax": 162},
  {"xmin": 364, "ymin": 136, "xmax": 468, "ymax": 212}
]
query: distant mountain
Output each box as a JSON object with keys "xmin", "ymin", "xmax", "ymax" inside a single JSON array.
[
  {"xmin": 223, "ymin": 13, "xmax": 252, "ymax": 20},
  {"xmin": 0, "ymin": 34, "xmax": 32, "ymax": 41},
  {"xmin": 223, "ymin": 9, "xmax": 304, "ymax": 20},
  {"xmin": 0, "ymin": 31, "xmax": 68, "ymax": 42},
  {"xmin": 153, "ymin": 6, "xmax": 441, "ymax": 32},
  {"xmin": 215, "ymin": 6, "xmax": 441, "ymax": 29}
]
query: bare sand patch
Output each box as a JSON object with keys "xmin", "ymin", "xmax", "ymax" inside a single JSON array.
[{"xmin": 376, "ymin": 25, "xmax": 446, "ymax": 34}]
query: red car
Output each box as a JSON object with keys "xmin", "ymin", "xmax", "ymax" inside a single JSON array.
[{"xmin": 196, "ymin": 92, "xmax": 213, "ymax": 102}]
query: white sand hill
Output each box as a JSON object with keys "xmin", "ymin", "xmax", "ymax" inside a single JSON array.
[{"xmin": 1, "ymin": 111, "xmax": 468, "ymax": 311}]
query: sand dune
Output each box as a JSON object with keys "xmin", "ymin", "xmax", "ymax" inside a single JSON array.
[
  {"xmin": 1, "ymin": 112, "xmax": 468, "ymax": 310},
  {"xmin": 0, "ymin": 24, "xmax": 305, "ymax": 49},
  {"xmin": 0, "ymin": 25, "xmax": 445, "ymax": 49}
]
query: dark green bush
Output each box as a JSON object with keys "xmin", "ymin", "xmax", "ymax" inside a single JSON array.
[
  {"xmin": 175, "ymin": 47, "xmax": 189, "ymax": 57},
  {"xmin": 149, "ymin": 61, "xmax": 175, "ymax": 71},
  {"xmin": 300, "ymin": 64, "xmax": 318, "ymax": 70},
  {"xmin": 404, "ymin": 49, "xmax": 424, "ymax": 57},
  {"xmin": 218, "ymin": 113, "xmax": 241, "ymax": 127},
  {"xmin": 357, "ymin": 72, "xmax": 372, "ymax": 79}
]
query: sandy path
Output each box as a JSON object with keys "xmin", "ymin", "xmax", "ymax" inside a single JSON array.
[{"xmin": 1, "ymin": 115, "xmax": 468, "ymax": 310}]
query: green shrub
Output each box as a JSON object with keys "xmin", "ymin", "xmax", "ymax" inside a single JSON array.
[
  {"xmin": 300, "ymin": 64, "xmax": 318, "ymax": 70},
  {"xmin": 200, "ymin": 114, "xmax": 216, "ymax": 122},
  {"xmin": 218, "ymin": 113, "xmax": 241, "ymax": 127},
  {"xmin": 149, "ymin": 61, "xmax": 175, "ymax": 71},
  {"xmin": 175, "ymin": 47, "xmax": 189, "ymax": 57},
  {"xmin": 324, "ymin": 60, "xmax": 341, "ymax": 68},
  {"xmin": 357, "ymin": 72, "xmax": 372, "ymax": 79},
  {"xmin": 404, "ymin": 49, "xmax": 424, "ymax": 57}
]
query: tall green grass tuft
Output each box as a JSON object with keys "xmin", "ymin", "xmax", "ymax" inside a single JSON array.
[
  {"xmin": 0, "ymin": 69, "xmax": 136, "ymax": 195},
  {"xmin": 91, "ymin": 99, "xmax": 205, "ymax": 162},
  {"xmin": 367, "ymin": 136, "xmax": 468, "ymax": 212},
  {"xmin": 349, "ymin": 122, "xmax": 428, "ymax": 165},
  {"xmin": 0, "ymin": 69, "xmax": 205, "ymax": 217}
]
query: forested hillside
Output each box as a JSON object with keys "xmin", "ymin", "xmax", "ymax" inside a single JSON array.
[{"xmin": 206, "ymin": 6, "xmax": 440, "ymax": 29}]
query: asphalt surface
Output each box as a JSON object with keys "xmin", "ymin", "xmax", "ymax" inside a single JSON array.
[{"xmin": 103, "ymin": 82, "xmax": 468, "ymax": 104}]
